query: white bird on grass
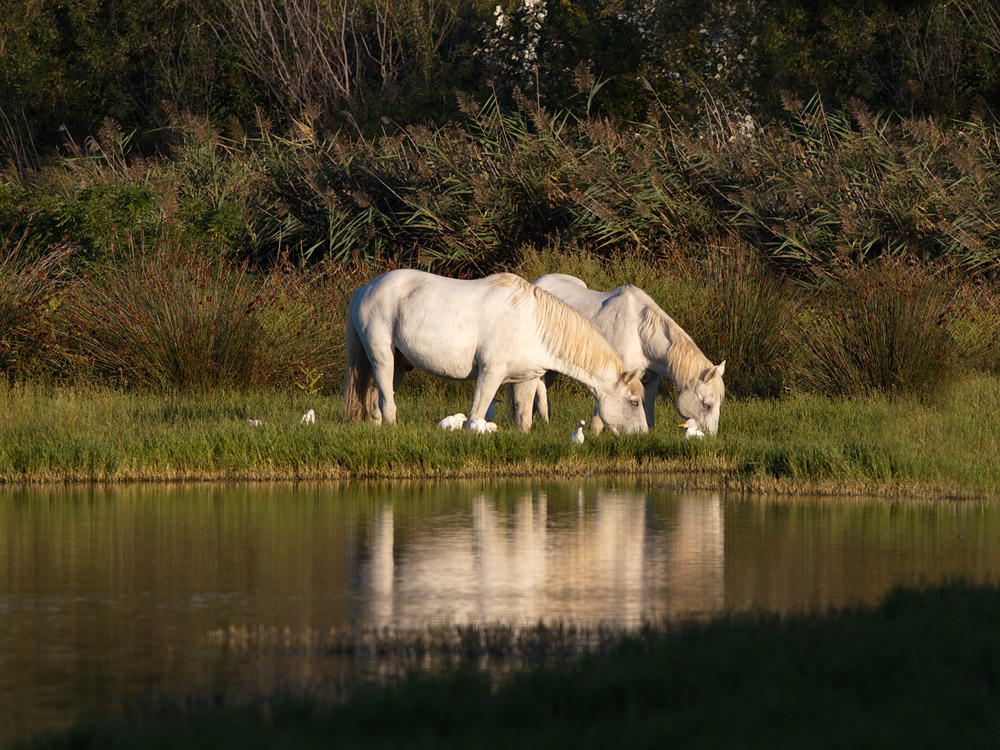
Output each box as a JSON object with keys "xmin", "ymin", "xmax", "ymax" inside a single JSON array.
[
  {"xmin": 247, "ymin": 418, "xmax": 265, "ymax": 427},
  {"xmin": 464, "ymin": 418, "xmax": 498, "ymax": 434},
  {"xmin": 570, "ymin": 419, "xmax": 586, "ymax": 446},
  {"xmin": 679, "ymin": 418, "xmax": 705, "ymax": 439},
  {"xmin": 437, "ymin": 413, "xmax": 467, "ymax": 431},
  {"xmin": 300, "ymin": 409, "xmax": 316, "ymax": 424}
]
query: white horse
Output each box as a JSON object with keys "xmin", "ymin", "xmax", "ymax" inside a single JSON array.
[
  {"xmin": 509, "ymin": 273, "xmax": 726, "ymax": 435},
  {"xmin": 343, "ymin": 270, "xmax": 648, "ymax": 434}
]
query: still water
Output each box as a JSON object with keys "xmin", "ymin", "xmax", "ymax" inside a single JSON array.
[{"xmin": 0, "ymin": 479, "xmax": 997, "ymax": 745}]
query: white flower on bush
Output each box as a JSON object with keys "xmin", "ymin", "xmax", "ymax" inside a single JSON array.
[{"xmin": 477, "ymin": 0, "xmax": 554, "ymax": 94}]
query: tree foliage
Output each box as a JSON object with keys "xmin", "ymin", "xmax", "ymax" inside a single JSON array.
[{"xmin": 1, "ymin": 0, "xmax": 998, "ymax": 166}]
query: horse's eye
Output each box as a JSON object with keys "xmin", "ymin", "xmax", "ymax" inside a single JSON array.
[{"xmin": 630, "ymin": 399, "xmax": 641, "ymax": 408}]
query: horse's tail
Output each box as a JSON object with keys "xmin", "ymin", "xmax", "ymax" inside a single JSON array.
[{"xmin": 343, "ymin": 306, "xmax": 376, "ymax": 423}]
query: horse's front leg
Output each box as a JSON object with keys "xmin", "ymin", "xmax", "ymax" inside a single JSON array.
[
  {"xmin": 508, "ymin": 379, "xmax": 539, "ymax": 432},
  {"xmin": 534, "ymin": 377, "xmax": 550, "ymax": 423},
  {"xmin": 643, "ymin": 374, "xmax": 660, "ymax": 430},
  {"xmin": 589, "ymin": 407, "xmax": 604, "ymax": 436},
  {"xmin": 469, "ymin": 371, "xmax": 505, "ymax": 422}
]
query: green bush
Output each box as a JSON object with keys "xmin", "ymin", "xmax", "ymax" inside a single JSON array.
[
  {"xmin": 61, "ymin": 241, "xmax": 375, "ymax": 392},
  {"xmin": 0, "ymin": 182, "xmax": 161, "ymax": 266}
]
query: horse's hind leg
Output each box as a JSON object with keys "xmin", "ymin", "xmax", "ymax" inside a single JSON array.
[
  {"xmin": 366, "ymin": 349, "xmax": 399, "ymax": 425},
  {"xmin": 372, "ymin": 368, "xmax": 398, "ymax": 424}
]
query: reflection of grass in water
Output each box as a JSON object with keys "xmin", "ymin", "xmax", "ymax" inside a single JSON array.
[
  {"xmin": 32, "ymin": 582, "xmax": 1000, "ymax": 748},
  {"xmin": 1, "ymin": 375, "xmax": 999, "ymax": 495}
]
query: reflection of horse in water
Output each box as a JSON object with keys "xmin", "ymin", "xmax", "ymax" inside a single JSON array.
[
  {"xmin": 344, "ymin": 269, "xmax": 647, "ymax": 434},
  {"xmin": 359, "ymin": 488, "xmax": 725, "ymax": 626},
  {"xmin": 509, "ymin": 274, "xmax": 726, "ymax": 435}
]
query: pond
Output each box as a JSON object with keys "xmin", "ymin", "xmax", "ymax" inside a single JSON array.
[{"xmin": 1, "ymin": 479, "xmax": 997, "ymax": 745}]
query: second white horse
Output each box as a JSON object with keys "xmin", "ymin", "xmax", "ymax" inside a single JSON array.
[{"xmin": 509, "ymin": 274, "xmax": 725, "ymax": 435}]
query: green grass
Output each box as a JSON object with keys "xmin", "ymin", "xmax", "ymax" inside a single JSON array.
[
  {"xmin": 3, "ymin": 373, "xmax": 1000, "ymax": 496},
  {"xmin": 22, "ymin": 581, "xmax": 1000, "ymax": 749}
]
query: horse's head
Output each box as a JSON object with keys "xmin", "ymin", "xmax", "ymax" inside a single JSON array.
[
  {"xmin": 676, "ymin": 360, "xmax": 726, "ymax": 436},
  {"xmin": 596, "ymin": 370, "xmax": 648, "ymax": 435}
]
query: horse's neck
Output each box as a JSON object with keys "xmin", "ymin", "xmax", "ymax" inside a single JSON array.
[
  {"xmin": 533, "ymin": 289, "xmax": 624, "ymax": 396},
  {"xmin": 645, "ymin": 308, "xmax": 711, "ymax": 387},
  {"xmin": 547, "ymin": 350, "xmax": 618, "ymax": 397}
]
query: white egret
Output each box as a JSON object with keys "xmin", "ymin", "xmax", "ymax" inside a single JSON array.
[
  {"xmin": 679, "ymin": 418, "xmax": 705, "ymax": 439},
  {"xmin": 300, "ymin": 409, "xmax": 316, "ymax": 424},
  {"xmin": 436, "ymin": 413, "xmax": 467, "ymax": 431},
  {"xmin": 464, "ymin": 418, "xmax": 498, "ymax": 434},
  {"xmin": 570, "ymin": 419, "xmax": 585, "ymax": 446}
]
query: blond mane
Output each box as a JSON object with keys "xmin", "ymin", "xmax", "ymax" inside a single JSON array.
[
  {"xmin": 638, "ymin": 303, "xmax": 713, "ymax": 387},
  {"xmin": 488, "ymin": 274, "xmax": 622, "ymax": 376}
]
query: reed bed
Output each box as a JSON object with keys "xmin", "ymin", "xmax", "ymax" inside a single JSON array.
[
  {"xmin": 5, "ymin": 228, "xmax": 996, "ymax": 402},
  {"xmin": 4, "ymin": 99, "xmax": 998, "ymax": 401},
  {"xmin": 4, "ymin": 97, "xmax": 1000, "ymax": 276}
]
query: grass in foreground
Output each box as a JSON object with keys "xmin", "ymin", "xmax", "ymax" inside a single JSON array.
[
  {"xmin": 2, "ymin": 374, "xmax": 1000, "ymax": 496},
  {"xmin": 23, "ymin": 581, "xmax": 1000, "ymax": 749}
]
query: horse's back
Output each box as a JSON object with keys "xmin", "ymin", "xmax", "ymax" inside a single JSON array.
[
  {"xmin": 535, "ymin": 274, "xmax": 650, "ymax": 341},
  {"xmin": 351, "ymin": 269, "xmax": 541, "ymax": 380}
]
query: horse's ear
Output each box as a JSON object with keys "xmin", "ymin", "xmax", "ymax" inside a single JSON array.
[
  {"xmin": 620, "ymin": 369, "xmax": 641, "ymax": 386},
  {"xmin": 705, "ymin": 360, "xmax": 726, "ymax": 381}
]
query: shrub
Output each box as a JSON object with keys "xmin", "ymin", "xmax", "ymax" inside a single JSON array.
[
  {"xmin": 257, "ymin": 258, "xmax": 377, "ymax": 390},
  {"xmin": 694, "ymin": 252, "xmax": 796, "ymax": 399},
  {"xmin": 65, "ymin": 242, "xmax": 279, "ymax": 391},
  {"xmin": 794, "ymin": 261, "xmax": 957, "ymax": 397},
  {"xmin": 61, "ymin": 239, "xmax": 384, "ymax": 392},
  {"xmin": 0, "ymin": 231, "xmax": 71, "ymax": 380},
  {"xmin": 950, "ymin": 281, "xmax": 1000, "ymax": 377}
]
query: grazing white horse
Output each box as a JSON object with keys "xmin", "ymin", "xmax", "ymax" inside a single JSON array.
[
  {"xmin": 509, "ymin": 273, "xmax": 726, "ymax": 435},
  {"xmin": 343, "ymin": 270, "xmax": 648, "ymax": 434}
]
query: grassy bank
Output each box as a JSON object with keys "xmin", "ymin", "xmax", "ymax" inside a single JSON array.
[
  {"xmin": 2, "ymin": 374, "xmax": 999, "ymax": 497},
  {"xmin": 22, "ymin": 581, "xmax": 1000, "ymax": 749}
]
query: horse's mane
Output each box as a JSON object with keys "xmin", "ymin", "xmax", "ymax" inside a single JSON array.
[
  {"xmin": 487, "ymin": 274, "xmax": 622, "ymax": 375},
  {"xmin": 637, "ymin": 298, "xmax": 713, "ymax": 387}
]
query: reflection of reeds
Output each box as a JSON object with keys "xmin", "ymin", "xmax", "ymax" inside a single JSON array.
[
  {"xmin": 208, "ymin": 621, "xmax": 636, "ymax": 665},
  {"xmin": 35, "ymin": 582, "xmax": 1000, "ymax": 748}
]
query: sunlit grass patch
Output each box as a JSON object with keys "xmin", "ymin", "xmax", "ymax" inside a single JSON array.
[{"xmin": 1, "ymin": 375, "xmax": 999, "ymax": 495}]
